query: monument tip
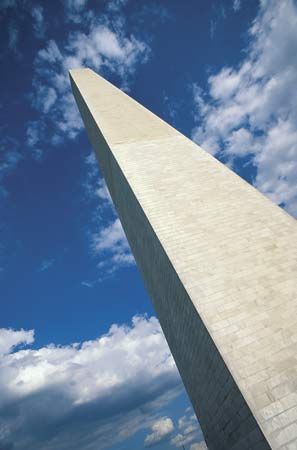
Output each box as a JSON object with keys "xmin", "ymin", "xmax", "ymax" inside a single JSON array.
[{"xmin": 69, "ymin": 67, "xmax": 92, "ymax": 78}]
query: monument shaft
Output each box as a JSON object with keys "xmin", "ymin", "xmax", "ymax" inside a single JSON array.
[{"xmin": 70, "ymin": 68, "xmax": 297, "ymax": 450}]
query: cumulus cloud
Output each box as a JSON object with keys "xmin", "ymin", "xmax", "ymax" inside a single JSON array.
[
  {"xmin": 27, "ymin": 4, "xmax": 150, "ymax": 156},
  {"xmin": 0, "ymin": 316, "xmax": 181, "ymax": 450},
  {"xmin": 144, "ymin": 417, "xmax": 174, "ymax": 447},
  {"xmin": 225, "ymin": 128, "xmax": 258, "ymax": 158},
  {"xmin": 63, "ymin": 24, "xmax": 150, "ymax": 79},
  {"xmin": 192, "ymin": 0, "xmax": 297, "ymax": 217},
  {"xmin": 0, "ymin": 328, "xmax": 34, "ymax": 356}
]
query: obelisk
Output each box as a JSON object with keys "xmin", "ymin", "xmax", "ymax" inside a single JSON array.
[{"xmin": 70, "ymin": 68, "xmax": 297, "ymax": 450}]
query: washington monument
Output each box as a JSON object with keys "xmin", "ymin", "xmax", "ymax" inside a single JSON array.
[{"xmin": 70, "ymin": 68, "xmax": 297, "ymax": 450}]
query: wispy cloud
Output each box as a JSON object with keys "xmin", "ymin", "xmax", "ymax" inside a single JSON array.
[
  {"xmin": 209, "ymin": 3, "xmax": 227, "ymax": 40},
  {"xmin": 5, "ymin": 2, "xmax": 46, "ymax": 58},
  {"xmin": 81, "ymin": 280, "xmax": 93, "ymax": 288},
  {"xmin": 84, "ymin": 216, "xmax": 135, "ymax": 284},
  {"xmin": 0, "ymin": 136, "xmax": 21, "ymax": 197},
  {"xmin": 210, "ymin": 19, "xmax": 216, "ymax": 40},
  {"xmin": 190, "ymin": 443, "xmax": 208, "ymax": 450},
  {"xmin": 107, "ymin": 0, "xmax": 128, "ymax": 13},
  {"xmin": 64, "ymin": 0, "xmax": 89, "ymax": 23},
  {"xmin": 8, "ymin": 21, "xmax": 18, "ymax": 51},
  {"xmin": 233, "ymin": 0, "xmax": 241, "ymax": 12},
  {"xmin": 0, "ymin": 142, "xmax": 21, "ymax": 179},
  {"xmin": 83, "ymin": 153, "xmax": 113, "ymax": 207},
  {"xmin": 170, "ymin": 409, "xmax": 205, "ymax": 448},
  {"xmin": 39, "ymin": 258, "xmax": 55, "ymax": 272},
  {"xmin": 82, "ymin": 152, "xmax": 134, "ymax": 283},
  {"xmin": 0, "ymin": 316, "xmax": 181, "ymax": 450},
  {"xmin": 31, "ymin": 5, "xmax": 46, "ymax": 38},
  {"xmin": 192, "ymin": 0, "xmax": 297, "ymax": 217}
]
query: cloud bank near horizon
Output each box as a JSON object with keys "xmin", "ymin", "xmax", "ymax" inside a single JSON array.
[{"xmin": 0, "ymin": 316, "xmax": 182, "ymax": 450}]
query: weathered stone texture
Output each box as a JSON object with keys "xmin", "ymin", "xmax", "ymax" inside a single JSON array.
[{"xmin": 70, "ymin": 68, "xmax": 297, "ymax": 450}]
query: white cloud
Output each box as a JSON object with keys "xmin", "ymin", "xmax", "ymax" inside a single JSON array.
[
  {"xmin": 190, "ymin": 443, "xmax": 208, "ymax": 450},
  {"xmin": 32, "ymin": 85, "xmax": 57, "ymax": 114},
  {"xmin": 31, "ymin": 5, "xmax": 45, "ymax": 38},
  {"xmin": 225, "ymin": 128, "xmax": 258, "ymax": 157},
  {"xmin": 63, "ymin": 24, "xmax": 150, "ymax": 76},
  {"xmin": 0, "ymin": 316, "xmax": 181, "ymax": 450},
  {"xmin": 107, "ymin": 0, "xmax": 128, "ymax": 13},
  {"xmin": 27, "ymin": 16, "xmax": 150, "ymax": 156},
  {"xmin": 64, "ymin": 0, "xmax": 89, "ymax": 23},
  {"xmin": 25, "ymin": 121, "xmax": 44, "ymax": 160},
  {"xmin": 0, "ymin": 137, "xmax": 22, "ymax": 196},
  {"xmin": 170, "ymin": 409, "xmax": 203, "ymax": 448},
  {"xmin": 66, "ymin": 0, "xmax": 88, "ymax": 12},
  {"xmin": 0, "ymin": 328, "xmax": 34, "ymax": 356},
  {"xmin": 254, "ymin": 119, "xmax": 297, "ymax": 216},
  {"xmin": 81, "ymin": 280, "xmax": 93, "ymax": 288},
  {"xmin": 82, "ymin": 153, "xmax": 133, "ymax": 281},
  {"xmin": 171, "ymin": 433, "xmax": 191, "ymax": 447},
  {"xmin": 39, "ymin": 258, "xmax": 55, "ymax": 272},
  {"xmin": 93, "ymin": 218, "xmax": 126, "ymax": 252},
  {"xmin": 5, "ymin": 3, "xmax": 45, "ymax": 56},
  {"xmin": 26, "ymin": 122, "xmax": 39, "ymax": 147},
  {"xmin": 92, "ymin": 26, "xmax": 125, "ymax": 58},
  {"xmin": 209, "ymin": 67, "xmax": 241, "ymax": 100},
  {"xmin": 83, "ymin": 153, "xmax": 113, "ymax": 206},
  {"xmin": 107, "ymin": 0, "xmax": 128, "ymax": 12},
  {"xmin": 37, "ymin": 39, "xmax": 63, "ymax": 63},
  {"xmin": 209, "ymin": 4, "xmax": 227, "ymax": 40},
  {"xmin": 92, "ymin": 218, "xmax": 135, "ymax": 272},
  {"xmin": 95, "ymin": 178, "xmax": 112, "ymax": 203},
  {"xmin": 233, "ymin": 0, "xmax": 241, "ymax": 12},
  {"xmin": 144, "ymin": 417, "xmax": 174, "ymax": 447},
  {"xmin": 192, "ymin": 0, "xmax": 297, "ymax": 217},
  {"xmin": 0, "ymin": 138, "xmax": 22, "ymax": 200},
  {"xmin": 178, "ymin": 413, "xmax": 197, "ymax": 435},
  {"xmin": 0, "ymin": 148, "xmax": 21, "ymax": 180}
]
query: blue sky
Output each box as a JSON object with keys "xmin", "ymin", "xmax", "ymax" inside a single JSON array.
[{"xmin": 0, "ymin": 0, "xmax": 296, "ymax": 449}]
